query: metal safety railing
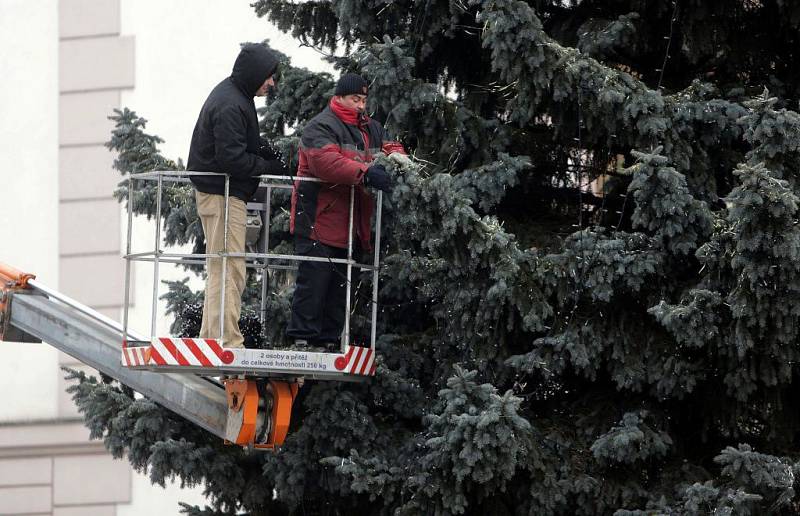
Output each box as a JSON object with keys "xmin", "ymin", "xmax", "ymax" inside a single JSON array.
[{"xmin": 122, "ymin": 170, "xmax": 383, "ymax": 355}]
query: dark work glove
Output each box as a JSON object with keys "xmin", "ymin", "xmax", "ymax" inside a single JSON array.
[
  {"xmin": 364, "ymin": 164, "xmax": 392, "ymax": 192},
  {"xmin": 263, "ymin": 158, "xmax": 289, "ymax": 176},
  {"xmin": 259, "ymin": 140, "xmax": 290, "ymax": 176},
  {"xmin": 259, "ymin": 140, "xmax": 286, "ymax": 164}
]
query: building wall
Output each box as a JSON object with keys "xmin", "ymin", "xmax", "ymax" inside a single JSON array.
[
  {"xmin": 58, "ymin": 0, "xmax": 130, "ymax": 321},
  {"xmin": 0, "ymin": 0, "xmax": 61, "ymax": 422},
  {"xmin": 0, "ymin": 0, "xmax": 332, "ymax": 514},
  {"xmin": 56, "ymin": 0, "xmax": 134, "ymax": 421},
  {"xmin": 0, "ymin": 423, "xmax": 126, "ymax": 516}
]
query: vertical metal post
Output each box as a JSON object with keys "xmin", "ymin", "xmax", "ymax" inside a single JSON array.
[
  {"xmin": 342, "ymin": 185, "xmax": 355, "ymax": 352},
  {"xmin": 219, "ymin": 176, "xmax": 230, "ymax": 343},
  {"xmin": 370, "ymin": 191, "xmax": 383, "ymax": 351},
  {"xmin": 122, "ymin": 176, "xmax": 135, "ymax": 347},
  {"xmin": 260, "ymin": 186, "xmax": 272, "ymax": 326},
  {"xmin": 150, "ymin": 173, "xmax": 163, "ymax": 337}
]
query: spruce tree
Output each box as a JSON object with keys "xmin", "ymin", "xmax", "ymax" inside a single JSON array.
[{"xmin": 67, "ymin": 1, "xmax": 800, "ymax": 514}]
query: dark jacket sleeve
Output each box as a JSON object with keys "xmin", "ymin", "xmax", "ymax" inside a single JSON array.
[
  {"xmin": 213, "ymin": 105, "xmax": 268, "ymax": 178},
  {"xmin": 301, "ymin": 122, "xmax": 367, "ymax": 185},
  {"xmin": 262, "ymin": 159, "xmax": 288, "ymax": 175}
]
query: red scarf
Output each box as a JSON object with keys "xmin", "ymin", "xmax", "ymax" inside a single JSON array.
[
  {"xmin": 330, "ymin": 97, "xmax": 372, "ymax": 154},
  {"xmin": 330, "ymin": 97, "xmax": 370, "ymax": 129}
]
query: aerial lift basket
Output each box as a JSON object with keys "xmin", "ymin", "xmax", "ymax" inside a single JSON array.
[{"xmin": 119, "ymin": 170, "xmax": 384, "ymax": 449}]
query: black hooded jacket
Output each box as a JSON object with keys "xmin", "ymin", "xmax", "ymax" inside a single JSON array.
[{"xmin": 187, "ymin": 44, "xmax": 282, "ymax": 201}]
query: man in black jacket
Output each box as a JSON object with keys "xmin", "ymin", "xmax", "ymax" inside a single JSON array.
[{"xmin": 187, "ymin": 43, "xmax": 285, "ymax": 349}]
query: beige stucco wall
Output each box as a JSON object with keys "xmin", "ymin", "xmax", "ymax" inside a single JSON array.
[{"xmin": 0, "ymin": 0, "xmax": 61, "ymax": 423}]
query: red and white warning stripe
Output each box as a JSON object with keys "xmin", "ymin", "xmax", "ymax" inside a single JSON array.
[
  {"xmin": 334, "ymin": 346, "xmax": 377, "ymax": 376},
  {"xmin": 121, "ymin": 346, "xmax": 150, "ymax": 367},
  {"xmin": 150, "ymin": 337, "xmax": 234, "ymax": 366}
]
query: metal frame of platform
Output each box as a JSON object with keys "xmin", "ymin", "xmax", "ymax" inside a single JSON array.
[{"xmin": 120, "ymin": 170, "xmax": 383, "ymax": 382}]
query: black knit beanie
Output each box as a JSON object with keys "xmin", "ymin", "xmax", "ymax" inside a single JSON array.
[{"xmin": 335, "ymin": 73, "xmax": 368, "ymax": 96}]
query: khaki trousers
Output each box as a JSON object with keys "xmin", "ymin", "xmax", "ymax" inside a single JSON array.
[{"xmin": 196, "ymin": 190, "xmax": 246, "ymax": 348}]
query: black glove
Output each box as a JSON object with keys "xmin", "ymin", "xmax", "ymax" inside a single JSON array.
[
  {"xmin": 263, "ymin": 158, "xmax": 289, "ymax": 176},
  {"xmin": 364, "ymin": 164, "xmax": 392, "ymax": 192},
  {"xmin": 259, "ymin": 140, "xmax": 286, "ymax": 164},
  {"xmin": 259, "ymin": 140, "xmax": 290, "ymax": 176}
]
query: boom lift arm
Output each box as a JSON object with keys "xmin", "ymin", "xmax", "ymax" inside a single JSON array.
[{"xmin": 0, "ymin": 263, "xmax": 290, "ymax": 449}]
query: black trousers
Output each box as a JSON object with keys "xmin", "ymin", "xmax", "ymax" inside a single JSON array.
[{"xmin": 286, "ymin": 237, "xmax": 349, "ymax": 343}]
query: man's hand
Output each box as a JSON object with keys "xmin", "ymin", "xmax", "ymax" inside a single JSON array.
[
  {"xmin": 364, "ymin": 164, "xmax": 392, "ymax": 192},
  {"xmin": 258, "ymin": 140, "xmax": 290, "ymax": 175},
  {"xmin": 259, "ymin": 140, "xmax": 285, "ymax": 165}
]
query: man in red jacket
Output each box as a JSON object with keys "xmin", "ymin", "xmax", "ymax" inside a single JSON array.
[{"xmin": 287, "ymin": 73, "xmax": 404, "ymax": 350}]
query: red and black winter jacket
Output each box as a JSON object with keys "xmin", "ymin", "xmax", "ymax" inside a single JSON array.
[{"xmin": 290, "ymin": 98, "xmax": 404, "ymax": 250}]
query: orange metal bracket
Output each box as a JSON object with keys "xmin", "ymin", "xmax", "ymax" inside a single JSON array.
[
  {"xmin": 225, "ymin": 379, "xmax": 250, "ymax": 412},
  {"xmin": 0, "ymin": 263, "xmax": 35, "ymax": 289},
  {"xmin": 265, "ymin": 380, "xmax": 299, "ymax": 449},
  {"xmin": 224, "ymin": 378, "xmax": 300, "ymax": 451},
  {"xmin": 224, "ymin": 379, "xmax": 259, "ymax": 446}
]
